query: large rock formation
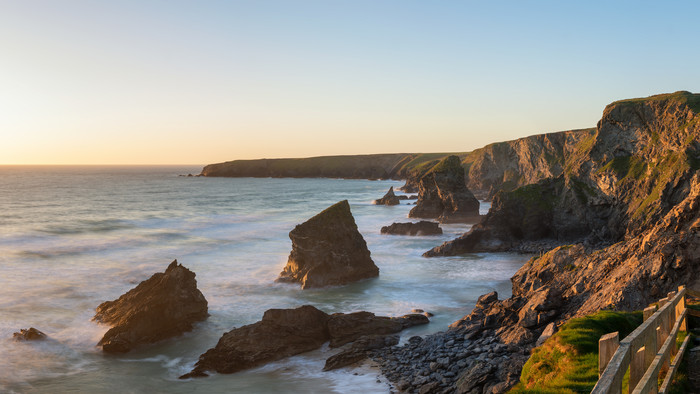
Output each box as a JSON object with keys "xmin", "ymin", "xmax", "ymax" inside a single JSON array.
[
  {"xmin": 181, "ymin": 305, "xmax": 331, "ymax": 378},
  {"xmin": 181, "ymin": 305, "xmax": 429, "ymax": 378},
  {"xmin": 380, "ymin": 221, "xmax": 442, "ymax": 236},
  {"xmin": 94, "ymin": 260, "xmax": 208, "ymax": 353},
  {"xmin": 373, "ymin": 186, "xmax": 400, "ymax": 205},
  {"xmin": 277, "ymin": 200, "xmax": 379, "ymax": 289},
  {"xmin": 404, "ymin": 91, "xmax": 700, "ymax": 392},
  {"xmin": 409, "ymin": 155, "xmax": 480, "ymax": 223}
]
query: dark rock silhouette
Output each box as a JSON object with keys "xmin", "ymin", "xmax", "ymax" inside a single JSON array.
[
  {"xmin": 327, "ymin": 311, "xmax": 429, "ymax": 348},
  {"xmin": 323, "ymin": 334, "xmax": 399, "ymax": 371},
  {"xmin": 94, "ymin": 260, "xmax": 208, "ymax": 353},
  {"xmin": 277, "ymin": 200, "xmax": 379, "ymax": 289},
  {"xmin": 409, "ymin": 156, "xmax": 480, "ymax": 223},
  {"xmin": 13, "ymin": 327, "xmax": 46, "ymax": 341},
  {"xmin": 373, "ymin": 186, "xmax": 400, "ymax": 205},
  {"xmin": 381, "ymin": 221, "xmax": 442, "ymax": 236}
]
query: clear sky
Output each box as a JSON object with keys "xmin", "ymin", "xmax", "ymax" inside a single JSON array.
[{"xmin": 1, "ymin": 1, "xmax": 698, "ymax": 165}]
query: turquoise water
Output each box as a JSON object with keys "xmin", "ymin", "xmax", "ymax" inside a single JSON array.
[{"xmin": 0, "ymin": 166, "xmax": 527, "ymax": 393}]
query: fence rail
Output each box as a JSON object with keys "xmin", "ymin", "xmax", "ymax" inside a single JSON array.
[{"xmin": 591, "ymin": 286, "xmax": 692, "ymax": 394}]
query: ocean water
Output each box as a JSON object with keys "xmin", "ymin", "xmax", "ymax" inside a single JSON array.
[{"xmin": 0, "ymin": 166, "xmax": 528, "ymax": 393}]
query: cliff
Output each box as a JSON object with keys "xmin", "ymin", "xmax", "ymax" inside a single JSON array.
[{"xmin": 199, "ymin": 131, "xmax": 593, "ymax": 200}]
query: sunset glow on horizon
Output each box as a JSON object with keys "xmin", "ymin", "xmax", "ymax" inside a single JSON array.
[{"xmin": 2, "ymin": 1, "xmax": 699, "ymax": 165}]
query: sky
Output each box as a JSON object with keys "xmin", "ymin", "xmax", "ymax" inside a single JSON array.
[{"xmin": 1, "ymin": 1, "xmax": 699, "ymax": 165}]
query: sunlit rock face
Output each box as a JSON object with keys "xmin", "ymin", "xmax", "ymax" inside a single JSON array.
[
  {"xmin": 94, "ymin": 260, "xmax": 208, "ymax": 353},
  {"xmin": 277, "ymin": 200, "xmax": 379, "ymax": 289},
  {"xmin": 409, "ymin": 155, "xmax": 480, "ymax": 223}
]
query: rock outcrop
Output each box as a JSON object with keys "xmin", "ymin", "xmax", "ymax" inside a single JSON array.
[
  {"xmin": 12, "ymin": 327, "xmax": 47, "ymax": 341},
  {"xmin": 324, "ymin": 334, "xmax": 399, "ymax": 371},
  {"xmin": 181, "ymin": 305, "xmax": 331, "ymax": 378},
  {"xmin": 398, "ymin": 91, "xmax": 700, "ymax": 393},
  {"xmin": 181, "ymin": 305, "xmax": 429, "ymax": 378},
  {"xmin": 373, "ymin": 186, "xmax": 400, "ymax": 205},
  {"xmin": 94, "ymin": 260, "xmax": 208, "ymax": 353},
  {"xmin": 277, "ymin": 200, "xmax": 379, "ymax": 289},
  {"xmin": 409, "ymin": 156, "xmax": 480, "ymax": 223},
  {"xmin": 381, "ymin": 221, "xmax": 442, "ymax": 236},
  {"xmin": 327, "ymin": 312, "xmax": 429, "ymax": 348}
]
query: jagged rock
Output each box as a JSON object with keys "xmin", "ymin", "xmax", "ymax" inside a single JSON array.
[
  {"xmin": 373, "ymin": 186, "xmax": 400, "ymax": 205},
  {"xmin": 380, "ymin": 221, "xmax": 442, "ymax": 236},
  {"xmin": 409, "ymin": 155, "xmax": 480, "ymax": 223},
  {"xmin": 535, "ymin": 322, "xmax": 557, "ymax": 347},
  {"xmin": 327, "ymin": 311, "xmax": 429, "ymax": 348},
  {"xmin": 12, "ymin": 327, "xmax": 46, "ymax": 341},
  {"xmin": 181, "ymin": 305, "xmax": 330, "ymax": 378},
  {"xmin": 277, "ymin": 200, "xmax": 379, "ymax": 289},
  {"xmin": 455, "ymin": 361, "xmax": 495, "ymax": 393},
  {"xmin": 94, "ymin": 260, "xmax": 208, "ymax": 353},
  {"xmin": 323, "ymin": 334, "xmax": 399, "ymax": 371}
]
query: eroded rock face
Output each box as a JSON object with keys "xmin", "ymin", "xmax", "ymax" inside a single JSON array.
[
  {"xmin": 380, "ymin": 221, "xmax": 442, "ymax": 236},
  {"xmin": 277, "ymin": 200, "xmax": 379, "ymax": 289},
  {"xmin": 12, "ymin": 327, "xmax": 46, "ymax": 341},
  {"xmin": 373, "ymin": 186, "xmax": 400, "ymax": 205},
  {"xmin": 409, "ymin": 156, "xmax": 480, "ymax": 223},
  {"xmin": 323, "ymin": 334, "xmax": 399, "ymax": 371},
  {"xmin": 181, "ymin": 305, "xmax": 330, "ymax": 378},
  {"xmin": 94, "ymin": 260, "xmax": 208, "ymax": 353}
]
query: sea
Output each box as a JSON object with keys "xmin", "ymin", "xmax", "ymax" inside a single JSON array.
[{"xmin": 0, "ymin": 166, "xmax": 528, "ymax": 393}]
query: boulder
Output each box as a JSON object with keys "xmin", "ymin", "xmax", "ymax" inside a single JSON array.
[
  {"xmin": 13, "ymin": 327, "xmax": 46, "ymax": 341},
  {"xmin": 94, "ymin": 260, "xmax": 208, "ymax": 353},
  {"xmin": 277, "ymin": 200, "xmax": 379, "ymax": 289},
  {"xmin": 373, "ymin": 186, "xmax": 400, "ymax": 205},
  {"xmin": 327, "ymin": 311, "xmax": 429, "ymax": 348},
  {"xmin": 380, "ymin": 221, "xmax": 442, "ymax": 236},
  {"xmin": 409, "ymin": 156, "xmax": 480, "ymax": 223},
  {"xmin": 323, "ymin": 334, "xmax": 399, "ymax": 371},
  {"xmin": 181, "ymin": 305, "xmax": 330, "ymax": 378}
]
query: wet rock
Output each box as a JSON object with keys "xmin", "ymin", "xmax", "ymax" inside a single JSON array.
[
  {"xmin": 182, "ymin": 305, "xmax": 330, "ymax": 378},
  {"xmin": 409, "ymin": 155, "xmax": 480, "ymax": 223},
  {"xmin": 94, "ymin": 260, "xmax": 208, "ymax": 353},
  {"xmin": 323, "ymin": 335, "xmax": 399, "ymax": 371},
  {"xmin": 327, "ymin": 312, "xmax": 429, "ymax": 348},
  {"xmin": 380, "ymin": 221, "xmax": 443, "ymax": 236},
  {"xmin": 13, "ymin": 327, "xmax": 46, "ymax": 341},
  {"xmin": 277, "ymin": 200, "xmax": 379, "ymax": 289},
  {"xmin": 373, "ymin": 186, "xmax": 400, "ymax": 205}
]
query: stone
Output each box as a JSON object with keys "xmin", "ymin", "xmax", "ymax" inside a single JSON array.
[
  {"xmin": 94, "ymin": 260, "xmax": 208, "ymax": 353},
  {"xmin": 380, "ymin": 221, "xmax": 443, "ymax": 236},
  {"xmin": 182, "ymin": 305, "xmax": 330, "ymax": 378},
  {"xmin": 277, "ymin": 200, "xmax": 379, "ymax": 289},
  {"xmin": 373, "ymin": 186, "xmax": 400, "ymax": 205},
  {"xmin": 409, "ymin": 155, "xmax": 480, "ymax": 223},
  {"xmin": 323, "ymin": 335, "xmax": 399, "ymax": 371},
  {"xmin": 12, "ymin": 327, "xmax": 46, "ymax": 341},
  {"xmin": 327, "ymin": 312, "xmax": 429, "ymax": 348}
]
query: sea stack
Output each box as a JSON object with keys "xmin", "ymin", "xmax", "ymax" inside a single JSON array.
[
  {"xmin": 409, "ymin": 155, "xmax": 480, "ymax": 223},
  {"xmin": 93, "ymin": 260, "xmax": 208, "ymax": 353},
  {"xmin": 277, "ymin": 200, "xmax": 379, "ymax": 289},
  {"xmin": 373, "ymin": 186, "xmax": 400, "ymax": 205}
]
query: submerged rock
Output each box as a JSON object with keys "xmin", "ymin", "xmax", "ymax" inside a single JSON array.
[
  {"xmin": 277, "ymin": 200, "xmax": 379, "ymax": 289},
  {"xmin": 373, "ymin": 186, "xmax": 400, "ymax": 205},
  {"xmin": 409, "ymin": 156, "xmax": 480, "ymax": 223},
  {"xmin": 13, "ymin": 327, "xmax": 46, "ymax": 341},
  {"xmin": 380, "ymin": 221, "xmax": 442, "ymax": 236},
  {"xmin": 181, "ymin": 305, "xmax": 331, "ymax": 378},
  {"xmin": 94, "ymin": 260, "xmax": 208, "ymax": 353}
]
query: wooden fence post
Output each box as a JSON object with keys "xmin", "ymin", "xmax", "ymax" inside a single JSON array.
[
  {"xmin": 677, "ymin": 286, "xmax": 686, "ymax": 332},
  {"xmin": 629, "ymin": 346, "xmax": 645, "ymax": 393},
  {"xmin": 599, "ymin": 332, "xmax": 620, "ymax": 378},
  {"xmin": 643, "ymin": 305, "xmax": 656, "ymax": 322}
]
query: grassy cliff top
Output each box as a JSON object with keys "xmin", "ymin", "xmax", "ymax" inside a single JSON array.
[{"xmin": 609, "ymin": 91, "xmax": 700, "ymax": 113}]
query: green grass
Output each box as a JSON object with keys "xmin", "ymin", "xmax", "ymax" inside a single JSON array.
[
  {"xmin": 610, "ymin": 91, "xmax": 700, "ymax": 114},
  {"xmin": 510, "ymin": 310, "xmax": 642, "ymax": 393}
]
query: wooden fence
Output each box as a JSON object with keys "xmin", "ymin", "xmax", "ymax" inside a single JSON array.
[{"xmin": 591, "ymin": 286, "xmax": 696, "ymax": 394}]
